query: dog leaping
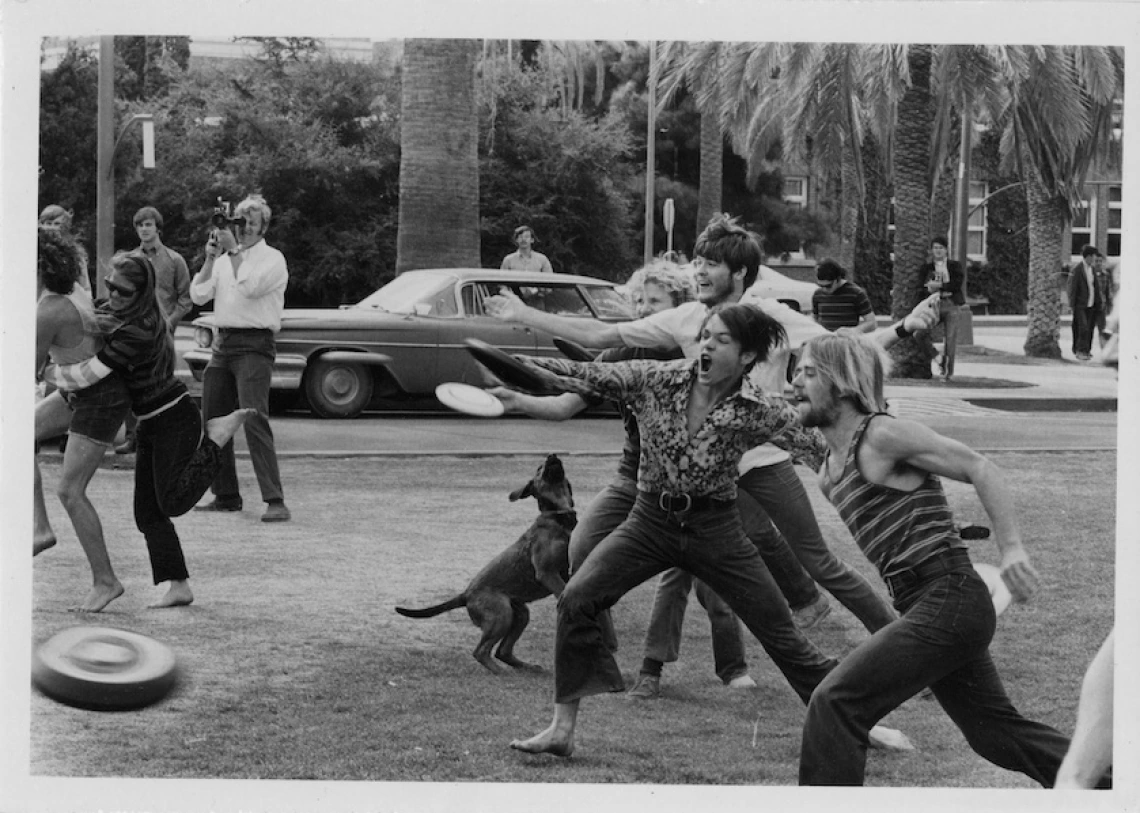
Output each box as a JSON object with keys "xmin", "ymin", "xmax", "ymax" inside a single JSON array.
[{"xmin": 395, "ymin": 454, "xmax": 576, "ymax": 674}]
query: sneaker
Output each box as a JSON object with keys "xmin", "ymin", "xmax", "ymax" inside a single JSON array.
[
  {"xmin": 194, "ymin": 497, "xmax": 243, "ymax": 512},
  {"xmin": 626, "ymin": 673, "xmax": 660, "ymax": 700},
  {"xmin": 792, "ymin": 594, "xmax": 832, "ymax": 631},
  {"xmin": 726, "ymin": 674, "xmax": 757, "ymax": 690},
  {"xmin": 261, "ymin": 501, "xmax": 292, "ymax": 523}
]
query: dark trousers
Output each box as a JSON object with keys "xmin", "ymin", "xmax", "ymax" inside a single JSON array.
[
  {"xmin": 1072, "ymin": 306, "xmax": 1104, "ymax": 355},
  {"xmin": 738, "ymin": 461, "xmax": 897, "ymax": 632},
  {"xmin": 800, "ymin": 563, "xmax": 1081, "ymax": 786},
  {"xmin": 134, "ymin": 397, "xmax": 222, "ymax": 584},
  {"xmin": 569, "ymin": 474, "xmax": 819, "ymax": 680},
  {"xmin": 553, "ymin": 494, "xmax": 837, "ymax": 704},
  {"xmin": 201, "ymin": 330, "xmax": 284, "ymax": 503}
]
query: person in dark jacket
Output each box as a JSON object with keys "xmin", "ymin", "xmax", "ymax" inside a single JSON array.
[{"xmin": 921, "ymin": 236, "xmax": 966, "ymax": 381}]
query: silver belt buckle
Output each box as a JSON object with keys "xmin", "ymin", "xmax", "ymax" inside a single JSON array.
[{"xmin": 659, "ymin": 492, "xmax": 691, "ymax": 513}]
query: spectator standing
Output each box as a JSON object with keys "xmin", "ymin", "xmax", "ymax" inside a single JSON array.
[
  {"xmin": 189, "ymin": 194, "xmax": 292, "ymax": 523},
  {"xmin": 1067, "ymin": 244, "xmax": 1105, "ymax": 361},
  {"xmin": 811, "ymin": 259, "xmax": 877, "ymax": 334},
  {"xmin": 1091, "ymin": 250, "xmax": 1115, "ymax": 349},
  {"xmin": 500, "ymin": 225, "xmax": 553, "ymax": 273},
  {"xmin": 921, "ymin": 236, "xmax": 965, "ymax": 381},
  {"xmin": 116, "ymin": 206, "xmax": 192, "ymax": 455}
]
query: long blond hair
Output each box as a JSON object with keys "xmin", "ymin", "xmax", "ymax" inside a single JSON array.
[{"xmin": 802, "ymin": 333, "xmax": 892, "ymax": 414}]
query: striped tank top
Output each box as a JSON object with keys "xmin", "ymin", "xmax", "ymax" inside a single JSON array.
[
  {"xmin": 826, "ymin": 412, "xmax": 964, "ymax": 579},
  {"xmin": 38, "ymin": 285, "xmax": 102, "ymax": 364}
]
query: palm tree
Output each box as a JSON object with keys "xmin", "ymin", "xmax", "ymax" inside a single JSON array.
[
  {"xmin": 998, "ymin": 46, "xmax": 1123, "ymax": 357},
  {"xmin": 396, "ymin": 39, "xmax": 481, "ymax": 272}
]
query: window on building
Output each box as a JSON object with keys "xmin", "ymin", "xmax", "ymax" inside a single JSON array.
[
  {"xmin": 1070, "ymin": 196, "xmax": 1094, "ymax": 259},
  {"xmin": 1107, "ymin": 184, "xmax": 1122, "ymax": 257},
  {"xmin": 783, "ymin": 177, "xmax": 808, "ymax": 210},
  {"xmin": 967, "ymin": 181, "xmax": 988, "ymax": 259}
]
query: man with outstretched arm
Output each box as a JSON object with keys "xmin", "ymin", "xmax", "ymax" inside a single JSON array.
[{"xmin": 789, "ymin": 332, "xmax": 1112, "ymax": 787}]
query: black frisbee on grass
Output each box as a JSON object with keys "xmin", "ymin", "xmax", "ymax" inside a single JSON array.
[{"xmin": 32, "ymin": 626, "xmax": 179, "ymax": 710}]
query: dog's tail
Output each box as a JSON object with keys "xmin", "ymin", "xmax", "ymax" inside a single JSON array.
[{"xmin": 394, "ymin": 594, "xmax": 466, "ymax": 618}]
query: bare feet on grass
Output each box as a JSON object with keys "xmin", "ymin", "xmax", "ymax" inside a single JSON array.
[
  {"xmin": 509, "ymin": 723, "xmax": 575, "ymax": 757},
  {"xmin": 69, "ymin": 580, "xmax": 125, "ymax": 613},
  {"xmin": 34, "ymin": 536, "xmax": 57, "ymax": 556},
  {"xmin": 149, "ymin": 580, "xmax": 193, "ymax": 609},
  {"xmin": 206, "ymin": 408, "xmax": 257, "ymax": 448}
]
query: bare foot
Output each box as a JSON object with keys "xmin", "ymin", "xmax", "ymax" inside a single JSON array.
[
  {"xmin": 509, "ymin": 723, "xmax": 574, "ymax": 757},
  {"xmin": 149, "ymin": 580, "xmax": 194, "ymax": 609},
  {"xmin": 34, "ymin": 536, "xmax": 57, "ymax": 556},
  {"xmin": 69, "ymin": 581, "xmax": 125, "ymax": 613},
  {"xmin": 205, "ymin": 408, "xmax": 257, "ymax": 447}
]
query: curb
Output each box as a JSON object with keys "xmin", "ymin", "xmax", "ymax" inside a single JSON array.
[{"xmin": 963, "ymin": 397, "xmax": 1117, "ymax": 413}]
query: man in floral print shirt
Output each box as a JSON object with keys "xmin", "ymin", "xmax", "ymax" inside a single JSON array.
[
  {"xmin": 489, "ymin": 214, "xmax": 941, "ymax": 694},
  {"xmin": 507, "ymin": 304, "xmax": 908, "ymax": 760}
]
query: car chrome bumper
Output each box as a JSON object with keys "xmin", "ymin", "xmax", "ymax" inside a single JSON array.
[{"xmin": 182, "ymin": 348, "xmax": 309, "ymax": 390}]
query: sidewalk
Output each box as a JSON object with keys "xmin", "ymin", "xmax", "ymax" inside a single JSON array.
[{"xmin": 886, "ymin": 322, "xmax": 1119, "ymax": 413}]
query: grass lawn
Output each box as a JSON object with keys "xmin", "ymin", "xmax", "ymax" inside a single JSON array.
[{"xmin": 23, "ymin": 452, "xmax": 1115, "ymax": 793}]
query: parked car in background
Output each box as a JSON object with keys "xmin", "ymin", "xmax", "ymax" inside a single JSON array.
[
  {"xmin": 746, "ymin": 264, "xmax": 817, "ymax": 313},
  {"xmin": 183, "ymin": 269, "xmax": 634, "ymax": 418}
]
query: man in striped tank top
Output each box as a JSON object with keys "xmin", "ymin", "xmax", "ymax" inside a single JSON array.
[{"xmin": 789, "ymin": 333, "xmax": 1111, "ymax": 788}]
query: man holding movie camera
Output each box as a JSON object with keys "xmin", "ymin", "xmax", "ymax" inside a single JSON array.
[{"xmin": 189, "ymin": 194, "xmax": 291, "ymax": 523}]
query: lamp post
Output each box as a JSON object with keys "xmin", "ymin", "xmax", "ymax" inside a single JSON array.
[{"xmin": 643, "ymin": 40, "xmax": 657, "ymax": 267}]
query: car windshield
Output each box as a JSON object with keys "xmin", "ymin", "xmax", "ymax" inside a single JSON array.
[{"xmin": 354, "ymin": 273, "xmax": 459, "ymax": 315}]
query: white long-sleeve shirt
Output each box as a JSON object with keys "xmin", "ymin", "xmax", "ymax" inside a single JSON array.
[{"xmin": 189, "ymin": 239, "xmax": 288, "ymax": 332}]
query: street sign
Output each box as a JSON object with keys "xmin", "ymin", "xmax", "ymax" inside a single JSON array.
[{"xmin": 663, "ymin": 198, "xmax": 675, "ymax": 254}]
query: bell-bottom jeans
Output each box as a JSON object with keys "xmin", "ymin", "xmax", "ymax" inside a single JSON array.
[{"xmin": 553, "ymin": 492, "xmax": 836, "ymax": 704}]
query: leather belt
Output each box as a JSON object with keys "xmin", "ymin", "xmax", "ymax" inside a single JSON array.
[
  {"xmin": 643, "ymin": 491, "xmax": 735, "ymax": 514},
  {"xmin": 885, "ymin": 548, "xmax": 973, "ymax": 599}
]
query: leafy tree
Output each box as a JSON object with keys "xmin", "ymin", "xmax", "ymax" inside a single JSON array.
[{"xmin": 478, "ymin": 54, "xmax": 638, "ymax": 278}]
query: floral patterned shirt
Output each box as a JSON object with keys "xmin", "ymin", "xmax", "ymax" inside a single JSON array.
[{"xmin": 524, "ymin": 356, "xmax": 826, "ymax": 501}]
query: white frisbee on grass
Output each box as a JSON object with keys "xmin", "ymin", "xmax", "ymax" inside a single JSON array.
[
  {"xmin": 435, "ymin": 382, "xmax": 505, "ymax": 418},
  {"xmin": 972, "ymin": 563, "xmax": 1013, "ymax": 616},
  {"xmin": 32, "ymin": 626, "xmax": 179, "ymax": 710}
]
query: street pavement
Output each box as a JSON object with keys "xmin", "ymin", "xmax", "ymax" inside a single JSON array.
[{"xmin": 157, "ymin": 318, "xmax": 1121, "ymax": 458}]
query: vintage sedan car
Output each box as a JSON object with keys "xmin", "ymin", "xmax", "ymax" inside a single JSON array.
[
  {"xmin": 183, "ymin": 268, "xmax": 635, "ymax": 418},
  {"xmin": 746, "ymin": 264, "xmax": 817, "ymax": 313}
]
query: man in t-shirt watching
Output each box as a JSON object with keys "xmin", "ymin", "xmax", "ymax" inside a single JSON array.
[{"xmin": 811, "ymin": 259, "xmax": 876, "ymax": 334}]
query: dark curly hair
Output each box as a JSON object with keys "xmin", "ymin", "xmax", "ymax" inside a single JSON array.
[
  {"xmin": 700, "ymin": 303, "xmax": 787, "ymax": 372},
  {"xmin": 37, "ymin": 227, "xmax": 84, "ymax": 295},
  {"xmin": 693, "ymin": 213, "xmax": 763, "ymax": 290}
]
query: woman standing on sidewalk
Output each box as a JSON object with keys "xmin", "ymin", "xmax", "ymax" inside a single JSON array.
[{"xmin": 43, "ymin": 253, "xmax": 253, "ymax": 608}]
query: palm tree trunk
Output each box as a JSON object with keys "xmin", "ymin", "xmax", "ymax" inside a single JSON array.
[
  {"xmin": 889, "ymin": 44, "xmax": 937, "ymax": 378},
  {"xmin": 396, "ymin": 39, "xmax": 481, "ymax": 273},
  {"xmin": 696, "ymin": 113, "xmax": 723, "ymax": 237},
  {"xmin": 1022, "ymin": 151, "xmax": 1066, "ymax": 358},
  {"xmin": 837, "ymin": 142, "xmax": 859, "ymax": 274}
]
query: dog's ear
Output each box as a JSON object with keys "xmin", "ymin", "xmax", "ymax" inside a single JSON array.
[{"xmin": 508, "ymin": 481, "xmax": 535, "ymax": 502}]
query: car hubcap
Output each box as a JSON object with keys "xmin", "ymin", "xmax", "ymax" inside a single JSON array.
[{"xmin": 324, "ymin": 367, "xmax": 360, "ymax": 404}]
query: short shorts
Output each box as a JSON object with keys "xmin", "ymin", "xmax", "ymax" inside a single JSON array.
[{"xmin": 63, "ymin": 375, "xmax": 131, "ymax": 446}]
